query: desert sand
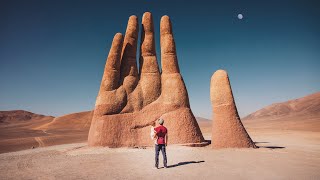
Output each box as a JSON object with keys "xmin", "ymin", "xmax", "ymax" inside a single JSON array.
[{"xmin": 0, "ymin": 126, "xmax": 319, "ymax": 179}]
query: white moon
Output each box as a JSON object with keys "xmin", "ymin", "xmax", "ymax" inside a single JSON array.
[{"xmin": 237, "ymin": 14, "xmax": 243, "ymax": 20}]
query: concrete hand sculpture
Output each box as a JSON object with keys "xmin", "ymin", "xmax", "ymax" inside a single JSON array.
[
  {"xmin": 88, "ymin": 12, "xmax": 204, "ymax": 147},
  {"xmin": 210, "ymin": 70, "xmax": 256, "ymax": 148}
]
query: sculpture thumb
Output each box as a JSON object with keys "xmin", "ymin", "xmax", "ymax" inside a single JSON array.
[{"xmin": 210, "ymin": 70, "xmax": 256, "ymax": 149}]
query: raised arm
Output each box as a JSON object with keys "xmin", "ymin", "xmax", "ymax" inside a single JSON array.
[{"xmin": 153, "ymin": 131, "xmax": 157, "ymax": 139}]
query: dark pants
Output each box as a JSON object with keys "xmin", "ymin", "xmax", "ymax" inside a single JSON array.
[{"xmin": 155, "ymin": 144, "xmax": 167, "ymax": 168}]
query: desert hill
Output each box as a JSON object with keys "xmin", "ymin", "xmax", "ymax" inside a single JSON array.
[
  {"xmin": 243, "ymin": 92, "xmax": 320, "ymax": 120},
  {"xmin": 0, "ymin": 110, "xmax": 54, "ymax": 136},
  {"xmin": 243, "ymin": 92, "xmax": 320, "ymax": 132},
  {"xmin": 36, "ymin": 111, "xmax": 93, "ymax": 132},
  {"xmin": 0, "ymin": 110, "xmax": 93, "ymax": 153},
  {"xmin": 0, "ymin": 110, "xmax": 53, "ymax": 126},
  {"xmin": 196, "ymin": 117, "xmax": 211, "ymax": 137},
  {"xmin": 0, "ymin": 110, "xmax": 54, "ymax": 153}
]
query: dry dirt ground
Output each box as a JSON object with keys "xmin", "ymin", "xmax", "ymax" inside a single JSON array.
[{"xmin": 1, "ymin": 128, "xmax": 319, "ymax": 180}]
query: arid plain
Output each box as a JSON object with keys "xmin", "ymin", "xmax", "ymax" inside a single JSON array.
[{"xmin": 0, "ymin": 92, "xmax": 319, "ymax": 179}]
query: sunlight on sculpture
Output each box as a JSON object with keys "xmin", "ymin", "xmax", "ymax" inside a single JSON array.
[
  {"xmin": 210, "ymin": 70, "xmax": 256, "ymax": 148},
  {"xmin": 88, "ymin": 12, "xmax": 205, "ymax": 147}
]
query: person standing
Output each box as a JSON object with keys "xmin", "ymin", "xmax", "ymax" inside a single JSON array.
[{"xmin": 154, "ymin": 118, "xmax": 168, "ymax": 169}]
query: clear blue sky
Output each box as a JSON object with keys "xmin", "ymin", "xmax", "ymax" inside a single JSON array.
[{"xmin": 1, "ymin": 0, "xmax": 319, "ymax": 118}]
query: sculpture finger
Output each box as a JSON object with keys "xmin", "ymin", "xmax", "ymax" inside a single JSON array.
[
  {"xmin": 210, "ymin": 70, "xmax": 235, "ymax": 107},
  {"xmin": 100, "ymin": 33, "xmax": 123, "ymax": 91},
  {"xmin": 120, "ymin": 15, "xmax": 139, "ymax": 93},
  {"xmin": 140, "ymin": 12, "xmax": 160, "ymax": 74},
  {"xmin": 139, "ymin": 12, "xmax": 161, "ymax": 106},
  {"xmin": 160, "ymin": 15, "xmax": 180, "ymax": 74},
  {"xmin": 159, "ymin": 15, "xmax": 189, "ymax": 107},
  {"xmin": 210, "ymin": 70, "xmax": 256, "ymax": 148}
]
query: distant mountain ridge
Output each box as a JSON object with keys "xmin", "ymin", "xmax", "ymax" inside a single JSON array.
[
  {"xmin": 242, "ymin": 92, "xmax": 320, "ymax": 132},
  {"xmin": 243, "ymin": 92, "xmax": 320, "ymax": 120},
  {"xmin": 0, "ymin": 110, "xmax": 54, "ymax": 124}
]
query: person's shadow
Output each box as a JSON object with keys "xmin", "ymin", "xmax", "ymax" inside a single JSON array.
[{"xmin": 166, "ymin": 161, "xmax": 205, "ymax": 168}]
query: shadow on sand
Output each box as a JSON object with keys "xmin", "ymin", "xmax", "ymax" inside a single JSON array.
[
  {"xmin": 166, "ymin": 161, "xmax": 205, "ymax": 168},
  {"xmin": 254, "ymin": 142, "xmax": 285, "ymax": 149},
  {"xmin": 259, "ymin": 146, "xmax": 285, "ymax": 149}
]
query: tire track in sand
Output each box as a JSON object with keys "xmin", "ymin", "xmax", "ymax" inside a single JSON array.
[{"xmin": 35, "ymin": 137, "xmax": 45, "ymax": 147}]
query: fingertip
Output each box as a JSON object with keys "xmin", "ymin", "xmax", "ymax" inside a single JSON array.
[
  {"xmin": 142, "ymin": 12, "xmax": 154, "ymax": 33},
  {"xmin": 212, "ymin": 69, "xmax": 228, "ymax": 78},
  {"xmin": 161, "ymin": 15, "xmax": 170, "ymax": 22},
  {"xmin": 126, "ymin": 15, "xmax": 139, "ymax": 39},
  {"xmin": 114, "ymin": 33, "xmax": 123, "ymax": 40},
  {"xmin": 211, "ymin": 70, "xmax": 229, "ymax": 86},
  {"xmin": 128, "ymin": 15, "xmax": 138, "ymax": 28},
  {"xmin": 160, "ymin": 15, "xmax": 172, "ymax": 35},
  {"xmin": 143, "ymin": 12, "xmax": 152, "ymax": 18},
  {"xmin": 129, "ymin": 15, "xmax": 138, "ymax": 21},
  {"xmin": 110, "ymin": 33, "xmax": 123, "ymax": 53},
  {"xmin": 112, "ymin": 33, "xmax": 123, "ymax": 47},
  {"xmin": 142, "ymin": 12, "xmax": 152, "ymax": 23}
]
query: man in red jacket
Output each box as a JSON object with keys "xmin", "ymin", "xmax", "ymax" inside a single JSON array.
[{"xmin": 154, "ymin": 118, "xmax": 168, "ymax": 169}]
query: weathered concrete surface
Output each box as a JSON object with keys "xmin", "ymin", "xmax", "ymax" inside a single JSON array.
[
  {"xmin": 210, "ymin": 70, "xmax": 256, "ymax": 148},
  {"xmin": 88, "ymin": 12, "xmax": 204, "ymax": 147}
]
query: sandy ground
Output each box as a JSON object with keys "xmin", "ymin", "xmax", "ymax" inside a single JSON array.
[
  {"xmin": 0, "ymin": 111, "xmax": 91, "ymax": 154},
  {"xmin": 1, "ymin": 128, "xmax": 319, "ymax": 180}
]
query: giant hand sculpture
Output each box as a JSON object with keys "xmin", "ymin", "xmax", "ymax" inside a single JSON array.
[{"xmin": 88, "ymin": 12, "xmax": 204, "ymax": 147}]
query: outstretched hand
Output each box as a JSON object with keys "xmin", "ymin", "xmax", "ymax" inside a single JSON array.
[
  {"xmin": 88, "ymin": 12, "xmax": 204, "ymax": 147},
  {"xmin": 94, "ymin": 12, "xmax": 188, "ymax": 116}
]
